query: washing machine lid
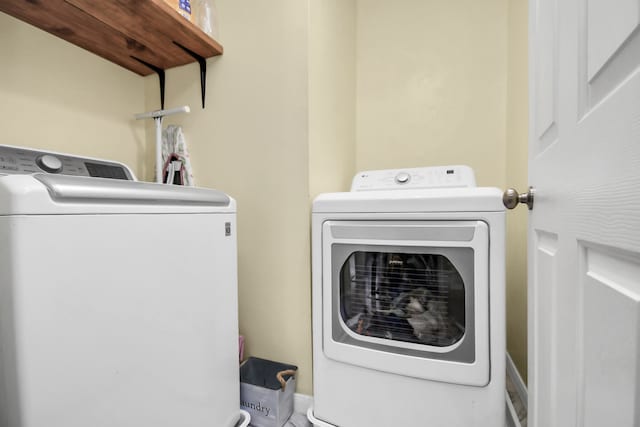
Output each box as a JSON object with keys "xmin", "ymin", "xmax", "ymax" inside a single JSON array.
[
  {"xmin": 313, "ymin": 187, "xmax": 504, "ymax": 213},
  {"xmin": 0, "ymin": 174, "xmax": 236, "ymax": 215}
]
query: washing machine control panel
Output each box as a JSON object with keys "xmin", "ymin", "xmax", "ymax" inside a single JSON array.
[
  {"xmin": 351, "ymin": 165, "xmax": 476, "ymax": 191},
  {"xmin": 0, "ymin": 145, "xmax": 135, "ymax": 180}
]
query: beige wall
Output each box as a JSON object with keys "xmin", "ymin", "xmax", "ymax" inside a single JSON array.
[
  {"xmin": 506, "ymin": 0, "xmax": 529, "ymax": 382},
  {"xmin": 0, "ymin": 13, "xmax": 146, "ymax": 175},
  {"xmin": 354, "ymin": 0, "xmax": 530, "ymax": 381},
  {"xmin": 143, "ymin": 0, "xmax": 314, "ymax": 394},
  {"xmin": 355, "ymin": 0, "xmax": 508, "ymax": 188},
  {"xmin": 2, "ymin": 0, "xmax": 529, "ymax": 395},
  {"xmin": 309, "ymin": 0, "xmax": 357, "ymax": 197}
]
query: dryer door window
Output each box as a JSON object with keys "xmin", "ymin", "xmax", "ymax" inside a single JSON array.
[
  {"xmin": 330, "ymin": 244, "xmax": 475, "ymax": 363},
  {"xmin": 321, "ymin": 220, "xmax": 491, "ymax": 385},
  {"xmin": 339, "ymin": 251, "xmax": 466, "ymax": 348}
]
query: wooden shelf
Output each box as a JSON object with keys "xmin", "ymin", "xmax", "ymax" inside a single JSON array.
[{"xmin": 0, "ymin": 0, "xmax": 223, "ymax": 76}]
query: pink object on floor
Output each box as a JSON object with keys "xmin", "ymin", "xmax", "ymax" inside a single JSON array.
[{"xmin": 239, "ymin": 335, "xmax": 245, "ymax": 362}]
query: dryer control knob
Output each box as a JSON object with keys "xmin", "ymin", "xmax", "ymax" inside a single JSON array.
[
  {"xmin": 36, "ymin": 154, "xmax": 63, "ymax": 173},
  {"xmin": 395, "ymin": 172, "xmax": 411, "ymax": 184}
]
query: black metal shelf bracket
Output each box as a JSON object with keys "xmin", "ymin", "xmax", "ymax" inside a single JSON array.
[
  {"xmin": 174, "ymin": 42, "xmax": 207, "ymax": 109},
  {"xmin": 132, "ymin": 56, "xmax": 166, "ymax": 110}
]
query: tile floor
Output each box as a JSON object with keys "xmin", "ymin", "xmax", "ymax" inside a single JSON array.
[{"xmin": 285, "ymin": 412, "xmax": 312, "ymax": 427}]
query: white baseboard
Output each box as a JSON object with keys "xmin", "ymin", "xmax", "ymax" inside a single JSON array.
[
  {"xmin": 506, "ymin": 352, "xmax": 528, "ymax": 410},
  {"xmin": 506, "ymin": 352, "xmax": 528, "ymax": 427},
  {"xmin": 293, "ymin": 393, "xmax": 313, "ymax": 414},
  {"xmin": 506, "ymin": 390, "xmax": 520, "ymax": 427}
]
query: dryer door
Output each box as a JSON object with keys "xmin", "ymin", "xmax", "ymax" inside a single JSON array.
[{"xmin": 322, "ymin": 220, "xmax": 490, "ymax": 386}]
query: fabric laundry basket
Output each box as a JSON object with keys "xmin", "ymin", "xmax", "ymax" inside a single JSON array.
[{"xmin": 240, "ymin": 357, "xmax": 298, "ymax": 427}]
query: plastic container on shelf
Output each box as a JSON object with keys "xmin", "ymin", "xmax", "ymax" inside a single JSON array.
[
  {"xmin": 193, "ymin": 0, "xmax": 219, "ymax": 39},
  {"xmin": 163, "ymin": 0, "xmax": 192, "ymax": 21}
]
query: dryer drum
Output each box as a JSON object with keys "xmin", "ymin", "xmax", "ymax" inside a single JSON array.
[{"xmin": 340, "ymin": 251, "xmax": 466, "ymax": 347}]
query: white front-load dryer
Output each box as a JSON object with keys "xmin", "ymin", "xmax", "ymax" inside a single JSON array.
[{"xmin": 309, "ymin": 166, "xmax": 505, "ymax": 427}]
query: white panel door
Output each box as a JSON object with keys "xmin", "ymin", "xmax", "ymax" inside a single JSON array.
[{"xmin": 528, "ymin": 0, "xmax": 640, "ymax": 426}]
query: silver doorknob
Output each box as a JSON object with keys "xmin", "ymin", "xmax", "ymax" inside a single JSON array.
[{"xmin": 503, "ymin": 187, "xmax": 534, "ymax": 210}]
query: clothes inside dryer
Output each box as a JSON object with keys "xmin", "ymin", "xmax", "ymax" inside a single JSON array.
[{"xmin": 340, "ymin": 252, "xmax": 466, "ymax": 347}]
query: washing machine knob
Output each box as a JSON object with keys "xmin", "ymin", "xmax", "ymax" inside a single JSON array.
[
  {"xmin": 395, "ymin": 172, "xmax": 411, "ymax": 184},
  {"xmin": 36, "ymin": 154, "xmax": 63, "ymax": 173}
]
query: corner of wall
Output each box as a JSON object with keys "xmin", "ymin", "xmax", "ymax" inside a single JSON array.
[
  {"xmin": 505, "ymin": 0, "xmax": 529, "ymax": 383},
  {"xmin": 308, "ymin": 0, "xmax": 357, "ymax": 199}
]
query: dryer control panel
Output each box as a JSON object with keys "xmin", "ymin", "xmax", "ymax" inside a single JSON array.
[
  {"xmin": 0, "ymin": 145, "xmax": 135, "ymax": 180},
  {"xmin": 351, "ymin": 165, "xmax": 476, "ymax": 191}
]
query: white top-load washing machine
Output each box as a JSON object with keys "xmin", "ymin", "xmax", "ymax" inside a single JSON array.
[
  {"xmin": 309, "ymin": 166, "xmax": 505, "ymax": 427},
  {"xmin": 0, "ymin": 145, "xmax": 244, "ymax": 427}
]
